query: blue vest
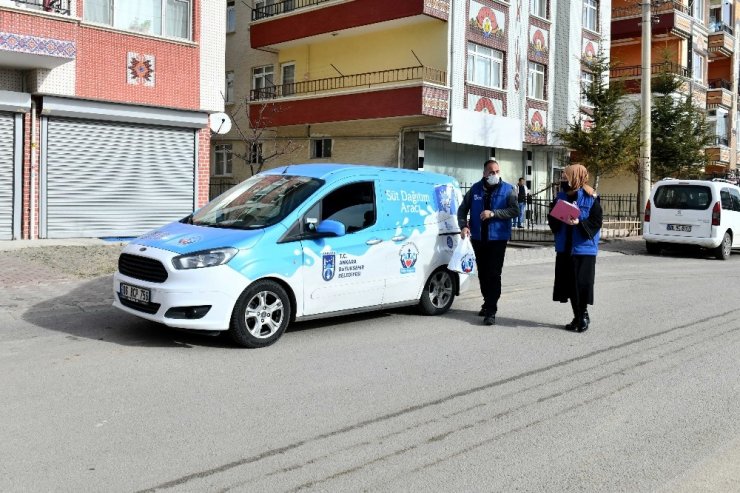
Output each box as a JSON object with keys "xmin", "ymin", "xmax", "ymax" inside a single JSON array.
[
  {"xmin": 468, "ymin": 180, "xmax": 514, "ymax": 241},
  {"xmin": 553, "ymin": 189, "xmax": 600, "ymax": 255}
]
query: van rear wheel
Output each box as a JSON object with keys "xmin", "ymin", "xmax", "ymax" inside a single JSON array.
[
  {"xmin": 419, "ymin": 269, "xmax": 455, "ymax": 315},
  {"xmin": 646, "ymin": 241, "xmax": 662, "ymax": 255},
  {"xmin": 714, "ymin": 232, "xmax": 732, "ymax": 260},
  {"xmin": 230, "ymin": 280, "xmax": 291, "ymax": 348}
]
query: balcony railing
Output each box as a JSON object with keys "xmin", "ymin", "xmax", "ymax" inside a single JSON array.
[
  {"xmin": 711, "ymin": 21, "xmax": 734, "ymax": 35},
  {"xmin": 712, "ymin": 136, "xmax": 730, "ymax": 147},
  {"xmin": 610, "ymin": 61, "xmax": 690, "ymax": 79},
  {"xmin": 252, "ymin": 0, "xmax": 333, "ymax": 21},
  {"xmin": 612, "ymin": 0, "xmax": 689, "ymax": 19},
  {"xmin": 708, "ymin": 78, "xmax": 732, "ymax": 90},
  {"xmin": 5, "ymin": 0, "xmax": 71, "ymax": 15},
  {"xmin": 250, "ymin": 66, "xmax": 447, "ymax": 101}
]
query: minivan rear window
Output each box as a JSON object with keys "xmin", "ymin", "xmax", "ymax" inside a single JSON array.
[{"xmin": 653, "ymin": 185, "xmax": 712, "ymax": 210}]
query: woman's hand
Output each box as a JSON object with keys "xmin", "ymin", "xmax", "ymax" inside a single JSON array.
[{"xmin": 569, "ymin": 217, "xmax": 580, "ymax": 225}]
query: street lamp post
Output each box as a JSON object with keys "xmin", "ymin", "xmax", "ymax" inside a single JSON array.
[{"xmin": 640, "ymin": 1, "xmax": 652, "ymax": 213}]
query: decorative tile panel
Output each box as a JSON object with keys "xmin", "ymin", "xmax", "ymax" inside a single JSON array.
[
  {"xmin": 525, "ymin": 105, "xmax": 547, "ymax": 144},
  {"xmin": 0, "ymin": 31, "xmax": 75, "ymax": 58},
  {"xmin": 468, "ymin": 93, "xmax": 502, "ymax": 115},
  {"xmin": 468, "ymin": 0, "xmax": 508, "ymax": 51},
  {"xmin": 528, "ymin": 25, "xmax": 548, "ymax": 64},
  {"xmin": 582, "ymin": 38, "xmax": 597, "ymax": 63},
  {"xmin": 424, "ymin": 0, "xmax": 450, "ymax": 20},
  {"xmin": 422, "ymin": 86, "xmax": 450, "ymax": 118},
  {"xmin": 127, "ymin": 52, "xmax": 155, "ymax": 87}
]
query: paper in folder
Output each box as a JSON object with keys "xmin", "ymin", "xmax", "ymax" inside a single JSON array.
[{"xmin": 549, "ymin": 199, "xmax": 581, "ymax": 223}]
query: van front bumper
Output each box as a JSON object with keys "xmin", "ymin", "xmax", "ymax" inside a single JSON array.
[{"xmin": 112, "ymin": 244, "xmax": 248, "ymax": 331}]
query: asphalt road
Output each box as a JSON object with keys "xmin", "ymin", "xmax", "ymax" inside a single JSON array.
[{"xmin": 2, "ymin": 247, "xmax": 740, "ymax": 492}]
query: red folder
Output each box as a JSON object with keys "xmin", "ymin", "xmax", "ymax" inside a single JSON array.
[{"xmin": 550, "ymin": 199, "xmax": 581, "ymax": 223}]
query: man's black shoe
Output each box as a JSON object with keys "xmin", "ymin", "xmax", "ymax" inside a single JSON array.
[
  {"xmin": 564, "ymin": 318, "xmax": 578, "ymax": 331},
  {"xmin": 483, "ymin": 314, "xmax": 496, "ymax": 326},
  {"xmin": 576, "ymin": 315, "xmax": 590, "ymax": 333}
]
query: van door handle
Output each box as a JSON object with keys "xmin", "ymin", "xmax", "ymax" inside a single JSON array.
[
  {"xmin": 366, "ymin": 238, "xmax": 383, "ymax": 245},
  {"xmin": 391, "ymin": 235, "xmax": 406, "ymax": 242}
]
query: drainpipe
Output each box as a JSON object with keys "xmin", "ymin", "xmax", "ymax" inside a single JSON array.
[{"xmin": 30, "ymin": 99, "xmax": 37, "ymax": 240}]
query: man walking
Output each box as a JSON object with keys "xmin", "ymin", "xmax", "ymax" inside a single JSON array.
[
  {"xmin": 514, "ymin": 177, "xmax": 528, "ymax": 229},
  {"xmin": 458, "ymin": 159, "xmax": 519, "ymax": 325}
]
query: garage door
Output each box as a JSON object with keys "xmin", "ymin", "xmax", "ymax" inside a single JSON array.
[
  {"xmin": 45, "ymin": 118, "xmax": 196, "ymax": 238},
  {"xmin": 0, "ymin": 112, "xmax": 14, "ymax": 240}
]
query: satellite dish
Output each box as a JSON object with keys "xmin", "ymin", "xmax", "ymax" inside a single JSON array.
[{"xmin": 209, "ymin": 112, "xmax": 232, "ymax": 135}]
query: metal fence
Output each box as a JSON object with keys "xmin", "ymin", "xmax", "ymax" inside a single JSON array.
[{"xmin": 459, "ymin": 183, "xmax": 642, "ymax": 240}]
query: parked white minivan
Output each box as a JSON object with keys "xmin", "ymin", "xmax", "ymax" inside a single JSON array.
[{"xmin": 643, "ymin": 178, "xmax": 740, "ymax": 259}]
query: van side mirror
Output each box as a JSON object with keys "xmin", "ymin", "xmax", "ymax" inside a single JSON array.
[{"xmin": 316, "ymin": 219, "xmax": 346, "ymax": 237}]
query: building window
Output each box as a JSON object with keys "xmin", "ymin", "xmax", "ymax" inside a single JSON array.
[
  {"xmin": 467, "ymin": 42, "xmax": 504, "ymax": 89},
  {"xmin": 84, "ymin": 0, "xmax": 192, "ymax": 40},
  {"xmin": 692, "ymin": 0, "xmax": 704, "ymax": 23},
  {"xmin": 281, "ymin": 62, "xmax": 296, "ymax": 96},
  {"xmin": 214, "ymin": 144, "xmax": 233, "ymax": 176},
  {"xmin": 311, "ymin": 139, "xmax": 332, "ymax": 158},
  {"xmin": 583, "ymin": 0, "xmax": 598, "ymax": 31},
  {"xmin": 692, "ymin": 52, "xmax": 704, "ymax": 84},
  {"xmin": 581, "ymin": 71, "xmax": 594, "ymax": 106},
  {"xmin": 249, "ymin": 143, "xmax": 263, "ymax": 164},
  {"xmin": 527, "ymin": 62, "xmax": 545, "ymax": 100},
  {"xmin": 226, "ymin": 0, "xmax": 236, "ymax": 33},
  {"xmin": 531, "ymin": 0, "xmax": 547, "ymax": 19},
  {"xmin": 252, "ymin": 65, "xmax": 274, "ymax": 98},
  {"xmin": 225, "ymin": 71, "xmax": 234, "ymax": 104}
]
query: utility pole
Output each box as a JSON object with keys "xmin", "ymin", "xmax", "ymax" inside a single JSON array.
[{"xmin": 639, "ymin": 1, "xmax": 652, "ymax": 213}]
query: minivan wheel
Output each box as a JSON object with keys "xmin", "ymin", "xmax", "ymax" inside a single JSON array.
[
  {"xmin": 714, "ymin": 232, "xmax": 732, "ymax": 260},
  {"xmin": 419, "ymin": 269, "xmax": 455, "ymax": 315},
  {"xmin": 230, "ymin": 280, "xmax": 291, "ymax": 348},
  {"xmin": 646, "ymin": 241, "xmax": 662, "ymax": 255}
]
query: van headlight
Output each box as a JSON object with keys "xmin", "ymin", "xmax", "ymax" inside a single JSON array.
[{"xmin": 172, "ymin": 248, "xmax": 238, "ymax": 270}]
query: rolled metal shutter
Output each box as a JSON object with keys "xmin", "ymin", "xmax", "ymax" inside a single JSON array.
[
  {"xmin": 0, "ymin": 112, "xmax": 14, "ymax": 240},
  {"xmin": 46, "ymin": 118, "xmax": 195, "ymax": 238}
]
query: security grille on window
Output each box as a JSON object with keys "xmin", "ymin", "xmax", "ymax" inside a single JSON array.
[
  {"xmin": 530, "ymin": 0, "xmax": 547, "ymax": 18},
  {"xmin": 226, "ymin": 1, "xmax": 236, "ymax": 33},
  {"xmin": 467, "ymin": 42, "xmax": 504, "ymax": 89},
  {"xmin": 311, "ymin": 139, "xmax": 332, "ymax": 159},
  {"xmin": 214, "ymin": 144, "xmax": 233, "ymax": 176},
  {"xmin": 527, "ymin": 62, "xmax": 545, "ymax": 100},
  {"xmin": 581, "ymin": 71, "xmax": 594, "ymax": 106},
  {"xmin": 583, "ymin": 0, "xmax": 597, "ymax": 31},
  {"xmin": 252, "ymin": 65, "xmax": 274, "ymax": 99},
  {"xmin": 249, "ymin": 143, "xmax": 263, "ymax": 164},
  {"xmin": 225, "ymin": 71, "xmax": 234, "ymax": 104},
  {"xmin": 83, "ymin": 0, "xmax": 192, "ymax": 40}
]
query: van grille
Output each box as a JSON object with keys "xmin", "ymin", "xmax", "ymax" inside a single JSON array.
[{"xmin": 118, "ymin": 254, "xmax": 168, "ymax": 283}]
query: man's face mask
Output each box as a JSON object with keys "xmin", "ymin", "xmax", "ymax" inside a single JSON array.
[{"xmin": 486, "ymin": 174, "xmax": 500, "ymax": 186}]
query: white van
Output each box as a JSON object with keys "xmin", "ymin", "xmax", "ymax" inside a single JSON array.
[
  {"xmin": 643, "ymin": 178, "xmax": 740, "ymax": 259},
  {"xmin": 113, "ymin": 164, "xmax": 471, "ymax": 347}
]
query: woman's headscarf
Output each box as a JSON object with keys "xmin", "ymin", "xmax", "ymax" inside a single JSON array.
[{"xmin": 563, "ymin": 164, "xmax": 596, "ymax": 197}]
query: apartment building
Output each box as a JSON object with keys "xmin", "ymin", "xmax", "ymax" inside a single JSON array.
[
  {"xmin": 214, "ymin": 0, "xmax": 611, "ymax": 197},
  {"xmin": 0, "ymin": 0, "xmax": 225, "ymax": 240},
  {"xmin": 610, "ymin": 0, "xmax": 740, "ymax": 189}
]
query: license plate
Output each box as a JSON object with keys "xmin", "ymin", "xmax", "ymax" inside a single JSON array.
[
  {"xmin": 120, "ymin": 283, "xmax": 150, "ymax": 303},
  {"xmin": 667, "ymin": 224, "xmax": 692, "ymax": 232}
]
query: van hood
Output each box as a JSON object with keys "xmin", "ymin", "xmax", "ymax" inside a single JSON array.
[{"xmin": 130, "ymin": 221, "xmax": 264, "ymax": 254}]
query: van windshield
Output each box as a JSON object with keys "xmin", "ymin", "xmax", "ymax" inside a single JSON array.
[
  {"xmin": 653, "ymin": 185, "xmax": 712, "ymax": 210},
  {"xmin": 191, "ymin": 175, "xmax": 324, "ymax": 229}
]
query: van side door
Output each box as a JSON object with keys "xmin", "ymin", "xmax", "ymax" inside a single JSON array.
[
  {"xmin": 729, "ymin": 188, "xmax": 740, "ymax": 247},
  {"xmin": 298, "ymin": 180, "xmax": 386, "ymax": 316}
]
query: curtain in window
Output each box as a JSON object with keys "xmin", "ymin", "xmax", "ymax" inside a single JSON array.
[
  {"xmin": 115, "ymin": 0, "xmax": 163, "ymax": 35},
  {"xmin": 84, "ymin": 0, "xmax": 111, "ymax": 24},
  {"xmin": 166, "ymin": 0, "xmax": 190, "ymax": 39}
]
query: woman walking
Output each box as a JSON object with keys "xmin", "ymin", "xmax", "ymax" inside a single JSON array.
[{"xmin": 548, "ymin": 164, "xmax": 602, "ymax": 332}]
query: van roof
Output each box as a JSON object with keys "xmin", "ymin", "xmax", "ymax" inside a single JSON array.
[{"xmin": 262, "ymin": 163, "xmax": 457, "ymax": 184}]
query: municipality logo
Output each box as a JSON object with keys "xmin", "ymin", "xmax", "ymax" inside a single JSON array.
[
  {"xmin": 399, "ymin": 242, "xmax": 419, "ymax": 274},
  {"xmin": 322, "ymin": 253, "xmax": 336, "ymax": 281}
]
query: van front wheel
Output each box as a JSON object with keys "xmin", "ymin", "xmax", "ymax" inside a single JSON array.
[
  {"xmin": 419, "ymin": 269, "xmax": 455, "ymax": 315},
  {"xmin": 714, "ymin": 232, "xmax": 732, "ymax": 260},
  {"xmin": 230, "ymin": 280, "xmax": 291, "ymax": 348}
]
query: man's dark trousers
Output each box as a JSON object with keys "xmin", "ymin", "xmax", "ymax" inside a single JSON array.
[{"xmin": 471, "ymin": 239, "xmax": 508, "ymax": 315}]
